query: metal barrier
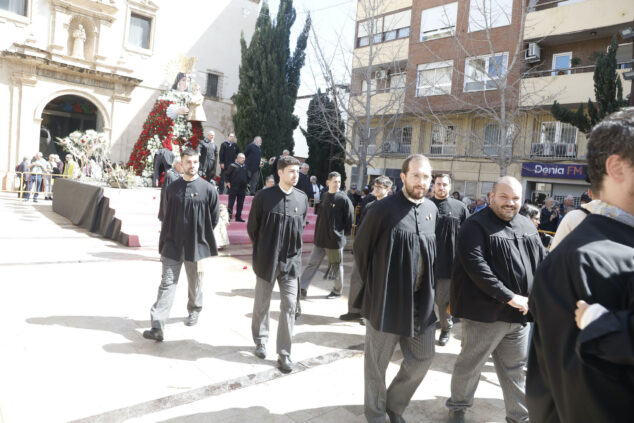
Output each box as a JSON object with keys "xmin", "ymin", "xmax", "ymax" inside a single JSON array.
[{"xmin": 2, "ymin": 171, "xmax": 71, "ymax": 200}]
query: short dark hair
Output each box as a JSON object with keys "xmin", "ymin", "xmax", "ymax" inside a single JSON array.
[
  {"xmin": 328, "ymin": 171, "xmax": 341, "ymax": 180},
  {"xmin": 519, "ymin": 203, "xmax": 539, "ymax": 219},
  {"xmin": 181, "ymin": 148, "xmax": 198, "ymax": 159},
  {"xmin": 586, "ymin": 108, "xmax": 634, "ymax": 193},
  {"xmin": 374, "ymin": 175, "xmax": 393, "ymax": 188},
  {"xmin": 434, "ymin": 173, "xmax": 452, "ymax": 183},
  {"xmin": 401, "ymin": 154, "xmax": 430, "ymax": 174},
  {"xmin": 277, "ymin": 155, "xmax": 300, "ymax": 171}
]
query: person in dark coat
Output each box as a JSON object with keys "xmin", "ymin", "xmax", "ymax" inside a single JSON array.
[
  {"xmin": 248, "ymin": 155, "xmax": 308, "ymax": 374},
  {"xmin": 353, "ymin": 155, "xmax": 438, "ymax": 423},
  {"xmin": 143, "ymin": 148, "xmax": 219, "ymax": 342},
  {"xmin": 446, "ymin": 176, "xmax": 546, "ymax": 423},
  {"xmin": 527, "ymin": 108, "xmax": 634, "ymax": 423},
  {"xmin": 339, "ymin": 175, "xmax": 392, "ymax": 323},
  {"xmin": 158, "ymin": 156, "xmax": 183, "ymax": 220},
  {"xmin": 430, "ymin": 173, "xmax": 469, "ymax": 346},
  {"xmin": 152, "ymin": 148, "xmax": 174, "ymax": 188},
  {"xmin": 15, "ymin": 156, "xmax": 29, "ymax": 198},
  {"xmin": 538, "ymin": 197, "xmax": 560, "ymax": 233},
  {"xmin": 197, "ymin": 130, "xmax": 217, "ymax": 181},
  {"xmin": 299, "ymin": 171, "xmax": 354, "ymax": 299},
  {"xmin": 296, "ymin": 163, "xmax": 314, "ymax": 204},
  {"xmin": 244, "ymin": 136, "xmax": 263, "ymax": 195},
  {"xmin": 270, "ymin": 149, "xmax": 290, "ymax": 184},
  {"xmin": 225, "ymin": 153, "xmax": 249, "ymax": 222},
  {"xmin": 218, "ymin": 132, "xmax": 240, "ymax": 194}
]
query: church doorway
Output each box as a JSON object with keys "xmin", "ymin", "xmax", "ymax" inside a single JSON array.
[{"xmin": 39, "ymin": 95, "xmax": 103, "ymax": 157}]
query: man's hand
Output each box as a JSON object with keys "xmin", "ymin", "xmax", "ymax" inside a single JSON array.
[
  {"xmin": 507, "ymin": 295, "xmax": 529, "ymax": 315},
  {"xmin": 226, "ymin": 182, "xmax": 231, "ymax": 189},
  {"xmin": 220, "ymin": 164, "xmax": 224, "ymax": 170},
  {"xmin": 574, "ymin": 300, "xmax": 590, "ymax": 329}
]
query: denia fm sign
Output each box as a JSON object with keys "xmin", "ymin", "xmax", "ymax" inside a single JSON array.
[{"xmin": 521, "ymin": 162, "xmax": 587, "ymax": 180}]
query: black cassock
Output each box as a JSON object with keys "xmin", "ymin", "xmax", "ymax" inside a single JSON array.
[
  {"xmin": 158, "ymin": 177, "xmax": 219, "ymax": 262},
  {"xmin": 313, "ymin": 191, "xmax": 354, "ymax": 249},
  {"xmin": 431, "ymin": 197, "xmax": 469, "ymax": 279},
  {"xmin": 353, "ymin": 192, "xmax": 438, "ymax": 337},
  {"xmin": 527, "ymin": 214, "xmax": 634, "ymax": 423},
  {"xmin": 197, "ymin": 138, "xmax": 217, "ymax": 180}
]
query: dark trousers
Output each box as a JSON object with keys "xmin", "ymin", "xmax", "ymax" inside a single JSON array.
[
  {"xmin": 228, "ymin": 188, "xmax": 246, "ymax": 220},
  {"xmin": 218, "ymin": 167, "xmax": 229, "ymax": 194},
  {"xmin": 247, "ymin": 169, "xmax": 260, "ymax": 195}
]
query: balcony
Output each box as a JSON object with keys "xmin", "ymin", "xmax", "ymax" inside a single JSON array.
[
  {"xmin": 525, "ymin": 0, "xmax": 634, "ymax": 41},
  {"xmin": 353, "ymin": 39, "xmax": 409, "ymax": 69},
  {"xmin": 530, "ymin": 142, "xmax": 578, "ymax": 159},
  {"xmin": 429, "ymin": 144, "xmax": 456, "ymax": 157},
  {"xmin": 380, "ymin": 141, "xmax": 411, "ymax": 156}
]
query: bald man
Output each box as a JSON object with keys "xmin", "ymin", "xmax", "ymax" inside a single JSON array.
[{"xmin": 446, "ymin": 176, "xmax": 546, "ymax": 423}]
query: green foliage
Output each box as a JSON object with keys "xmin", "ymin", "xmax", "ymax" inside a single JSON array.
[
  {"xmin": 551, "ymin": 35, "xmax": 626, "ymax": 134},
  {"xmin": 302, "ymin": 90, "xmax": 347, "ymax": 185},
  {"xmin": 232, "ymin": 0, "xmax": 311, "ymax": 161}
]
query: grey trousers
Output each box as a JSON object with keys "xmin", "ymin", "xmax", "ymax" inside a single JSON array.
[
  {"xmin": 150, "ymin": 254, "xmax": 203, "ymax": 330},
  {"xmin": 300, "ymin": 245, "xmax": 343, "ymax": 294},
  {"xmin": 364, "ymin": 321, "xmax": 435, "ymax": 423},
  {"xmin": 247, "ymin": 169, "xmax": 260, "ymax": 195},
  {"xmin": 434, "ymin": 278, "xmax": 453, "ymax": 332},
  {"xmin": 447, "ymin": 319, "xmax": 530, "ymax": 423},
  {"xmin": 347, "ymin": 262, "xmax": 362, "ymax": 314},
  {"xmin": 251, "ymin": 273, "xmax": 297, "ymax": 357}
]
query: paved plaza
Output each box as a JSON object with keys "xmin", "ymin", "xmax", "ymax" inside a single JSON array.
[{"xmin": 0, "ymin": 192, "xmax": 507, "ymax": 423}]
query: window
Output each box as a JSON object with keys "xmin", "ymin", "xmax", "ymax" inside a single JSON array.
[
  {"xmin": 129, "ymin": 13, "xmax": 152, "ymax": 49},
  {"xmin": 390, "ymin": 72, "xmax": 406, "ymax": 91},
  {"xmin": 420, "ymin": 2, "xmax": 458, "ymax": 41},
  {"xmin": 357, "ymin": 11, "xmax": 411, "ymax": 47},
  {"xmin": 357, "ymin": 127, "xmax": 378, "ymax": 154},
  {"xmin": 397, "ymin": 27, "xmax": 410, "ymax": 39},
  {"xmin": 552, "ymin": 52, "xmax": 572, "ymax": 75},
  {"xmin": 464, "ymin": 53, "xmax": 508, "ymax": 92},
  {"xmin": 384, "ymin": 126, "xmax": 412, "ymax": 154},
  {"xmin": 0, "ymin": 0, "xmax": 26, "ymax": 16},
  {"xmin": 361, "ymin": 78, "xmax": 377, "ymax": 95},
  {"xmin": 480, "ymin": 181, "xmax": 494, "ymax": 197},
  {"xmin": 468, "ymin": 0, "xmax": 513, "ymax": 32},
  {"xmin": 357, "ymin": 16, "xmax": 383, "ymax": 47},
  {"xmin": 416, "ymin": 61, "xmax": 453, "ymax": 96},
  {"xmin": 206, "ymin": 73, "xmax": 219, "ymax": 98},
  {"xmin": 430, "ymin": 124, "xmax": 457, "ymax": 156},
  {"xmin": 539, "ymin": 121, "xmax": 577, "ymax": 144},
  {"xmin": 454, "ymin": 180, "xmax": 478, "ymax": 198},
  {"xmin": 357, "ymin": 36, "xmax": 369, "ymax": 47},
  {"xmin": 482, "ymin": 123, "xmax": 512, "ymax": 156}
]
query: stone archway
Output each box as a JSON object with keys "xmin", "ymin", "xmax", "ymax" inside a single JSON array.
[{"xmin": 39, "ymin": 95, "xmax": 104, "ymax": 157}]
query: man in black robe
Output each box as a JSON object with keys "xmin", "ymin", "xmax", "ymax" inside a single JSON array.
[
  {"xmin": 143, "ymin": 148, "xmax": 219, "ymax": 341},
  {"xmin": 300, "ymin": 171, "xmax": 354, "ymax": 299},
  {"xmin": 248, "ymin": 155, "xmax": 308, "ymax": 373},
  {"xmin": 446, "ymin": 176, "xmax": 546, "ymax": 423},
  {"xmin": 218, "ymin": 132, "xmax": 240, "ymax": 194},
  {"xmin": 157, "ymin": 156, "xmax": 182, "ymax": 220},
  {"xmin": 197, "ymin": 130, "xmax": 217, "ymax": 181},
  {"xmin": 244, "ymin": 135, "xmax": 262, "ymax": 195},
  {"xmin": 296, "ymin": 163, "xmax": 314, "ymax": 205},
  {"xmin": 430, "ymin": 173, "xmax": 469, "ymax": 346},
  {"xmin": 527, "ymin": 108, "xmax": 634, "ymax": 422},
  {"xmin": 353, "ymin": 154, "xmax": 438, "ymax": 423},
  {"xmin": 340, "ymin": 175, "xmax": 391, "ymax": 323},
  {"xmin": 270, "ymin": 149, "xmax": 290, "ymax": 184},
  {"xmin": 225, "ymin": 153, "xmax": 248, "ymax": 222}
]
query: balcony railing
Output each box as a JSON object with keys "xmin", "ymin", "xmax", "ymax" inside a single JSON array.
[
  {"xmin": 482, "ymin": 146, "xmax": 513, "ymax": 157},
  {"xmin": 530, "ymin": 142, "xmax": 578, "ymax": 159},
  {"xmin": 380, "ymin": 142, "xmax": 411, "ymax": 156},
  {"xmin": 429, "ymin": 145, "xmax": 456, "ymax": 156},
  {"xmin": 523, "ymin": 64, "xmax": 594, "ymax": 78}
]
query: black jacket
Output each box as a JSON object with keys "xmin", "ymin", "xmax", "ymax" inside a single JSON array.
[
  {"xmin": 197, "ymin": 138, "xmax": 217, "ymax": 179},
  {"xmin": 431, "ymin": 197, "xmax": 469, "ymax": 279},
  {"xmin": 247, "ymin": 186, "xmax": 308, "ymax": 283},
  {"xmin": 353, "ymin": 192, "xmax": 438, "ymax": 337},
  {"xmin": 158, "ymin": 177, "xmax": 219, "ymax": 262},
  {"xmin": 225, "ymin": 162, "xmax": 249, "ymax": 191},
  {"xmin": 539, "ymin": 206, "xmax": 560, "ymax": 233},
  {"xmin": 451, "ymin": 207, "xmax": 546, "ymax": 324},
  {"xmin": 219, "ymin": 141, "xmax": 240, "ymax": 168},
  {"xmin": 296, "ymin": 173, "xmax": 314, "ymax": 201},
  {"xmin": 314, "ymin": 191, "xmax": 354, "ymax": 249},
  {"xmin": 152, "ymin": 148, "xmax": 174, "ymax": 187},
  {"xmin": 527, "ymin": 215, "xmax": 634, "ymax": 423},
  {"xmin": 244, "ymin": 142, "xmax": 262, "ymax": 172}
]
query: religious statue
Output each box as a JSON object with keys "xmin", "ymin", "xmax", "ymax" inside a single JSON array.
[
  {"xmin": 188, "ymin": 83, "xmax": 207, "ymax": 122},
  {"xmin": 71, "ymin": 24, "xmax": 86, "ymax": 59}
]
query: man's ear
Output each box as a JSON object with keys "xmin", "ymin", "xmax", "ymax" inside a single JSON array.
[{"xmin": 605, "ymin": 154, "xmax": 626, "ymax": 183}]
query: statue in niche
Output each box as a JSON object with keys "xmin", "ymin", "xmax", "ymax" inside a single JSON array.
[{"xmin": 71, "ymin": 24, "xmax": 86, "ymax": 59}]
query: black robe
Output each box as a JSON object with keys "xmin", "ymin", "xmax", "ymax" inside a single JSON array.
[
  {"xmin": 431, "ymin": 197, "xmax": 469, "ymax": 279},
  {"xmin": 296, "ymin": 173, "xmax": 314, "ymax": 202},
  {"xmin": 219, "ymin": 141, "xmax": 240, "ymax": 168},
  {"xmin": 247, "ymin": 186, "xmax": 308, "ymax": 283},
  {"xmin": 357, "ymin": 194, "xmax": 376, "ymax": 226},
  {"xmin": 353, "ymin": 192, "xmax": 438, "ymax": 337},
  {"xmin": 158, "ymin": 168, "xmax": 181, "ymax": 221},
  {"xmin": 158, "ymin": 177, "xmax": 219, "ymax": 262},
  {"xmin": 451, "ymin": 207, "xmax": 546, "ymax": 324},
  {"xmin": 197, "ymin": 138, "xmax": 217, "ymax": 180},
  {"xmin": 527, "ymin": 215, "xmax": 634, "ymax": 423},
  {"xmin": 313, "ymin": 191, "xmax": 354, "ymax": 249}
]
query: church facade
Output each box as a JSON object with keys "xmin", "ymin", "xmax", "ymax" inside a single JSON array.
[{"xmin": 0, "ymin": 0, "xmax": 260, "ymax": 188}]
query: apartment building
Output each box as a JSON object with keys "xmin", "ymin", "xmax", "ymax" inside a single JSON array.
[{"xmin": 349, "ymin": 0, "xmax": 632, "ymax": 204}]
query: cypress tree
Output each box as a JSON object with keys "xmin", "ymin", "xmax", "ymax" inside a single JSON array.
[
  {"xmin": 551, "ymin": 35, "xmax": 626, "ymax": 134},
  {"xmin": 302, "ymin": 90, "xmax": 347, "ymax": 185},
  {"xmin": 232, "ymin": 1, "xmax": 310, "ymax": 160}
]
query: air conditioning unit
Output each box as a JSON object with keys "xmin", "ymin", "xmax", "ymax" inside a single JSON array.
[
  {"xmin": 525, "ymin": 42, "xmax": 541, "ymax": 62},
  {"xmin": 375, "ymin": 69, "xmax": 387, "ymax": 79}
]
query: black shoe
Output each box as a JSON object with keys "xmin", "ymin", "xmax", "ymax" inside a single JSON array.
[
  {"xmin": 300, "ymin": 288, "xmax": 307, "ymax": 299},
  {"xmin": 387, "ymin": 409, "xmax": 406, "ymax": 423},
  {"xmin": 438, "ymin": 329, "xmax": 450, "ymax": 346},
  {"xmin": 235, "ymin": 218, "xmax": 246, "ymax": 222},
  {"xmin": 295, "ymin": 305, "xmax": 301, "ymax": 320},
  {"xmin": 142, "ymin": 328, "xmax": 164, "ymax": 342},
  {"xmin": 254, "ymin": 344, "xmax": 266, "ymax": 359},
  {"xmin": 326, "ymin": 291, "xmax": 341, "ymax": 299},
  {"xmin": 277, "ymin": 355, "xmax": 293, "ymax": 373},
  {"xmin": 339, "ymin": 312, "xmax": 362, "ymax": 321},
  {"xmin": 186, "ymin": 311, "xmax": 199, "ymax": 326},
  {"xmin": 448, "ymin": 410, "xmax": 465, "ymax": 423},
  {"xmin": 33, "ymin": 199, "xmax": 38, "ymax": 203}
]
